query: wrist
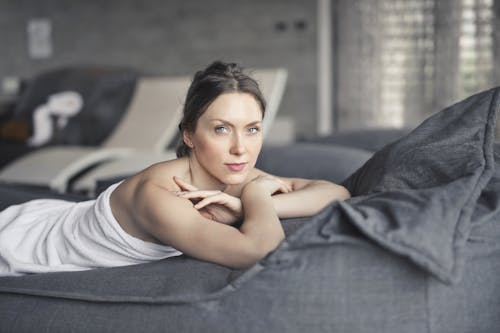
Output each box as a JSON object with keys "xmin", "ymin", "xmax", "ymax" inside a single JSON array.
[
  {"xmin": 242, "ymin": 184, "xmax": 273, "ymax": 207},
  {"xmin": 242, "ymin": 181, "xmax": 267, "ymax": 197}
]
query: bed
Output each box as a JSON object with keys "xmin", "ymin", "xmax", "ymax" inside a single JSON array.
[{"xmin": 0, "ymin": 87, "xmax": 499, "ymax": 332}]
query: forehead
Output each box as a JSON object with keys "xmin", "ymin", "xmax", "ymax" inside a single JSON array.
[{"xmin": 200, "ymin": 92, "xmax": 263, "ymax": 123}]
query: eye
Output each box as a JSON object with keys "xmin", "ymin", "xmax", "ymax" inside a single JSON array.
[
  {"xmin": 247, "ymin": 127, "xmax": 261, "ymax": 134},
  {"xmin": 214, "ymin": 126, "xmax": 229, "ymax": 134}
]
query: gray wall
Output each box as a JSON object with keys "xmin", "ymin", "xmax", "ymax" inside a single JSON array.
[{"xmin": 0, "ymin": 0, "xmax": 319, "ymax": 139}]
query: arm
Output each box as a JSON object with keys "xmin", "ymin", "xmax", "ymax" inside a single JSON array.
[
  {"xmin": 238, "ymin": 179, "xmax": 285, "ymax": 259},
  {"xmin": 132, "ymin": 178, "xmax": 284, "ymax": 269},
  {"xmin": 174, "ymin": 175, "xmax": 350, "ymax": 221},
  {"xmin": 272, "ymin": 178, "xmax": 351, "ymax": 219}
]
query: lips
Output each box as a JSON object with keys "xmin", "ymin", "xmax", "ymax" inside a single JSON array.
[{"xmin": 225, "ymin": 163, "xmax": 247, "ymax": 172}]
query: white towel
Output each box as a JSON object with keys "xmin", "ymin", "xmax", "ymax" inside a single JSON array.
[{"xmin": 0, "ymin": 182, "xmax": 181, "ymax": 276}]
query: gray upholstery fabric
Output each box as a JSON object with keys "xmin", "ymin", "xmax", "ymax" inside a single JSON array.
[
  {"xmin": 0, "ymin": 184, "xmax": 86, "ymax": 210},
  {"xmin": 342, "ymin": 87, "xmax": 498, "ymax": 284},
  {"xmin": 0, "ymin": 88, "xmax": 500, "ymax": 332},
  {"xmin": 302, "ymin": 127, "xmax": 411, "ymax": 152},
  {"xmin": 257, "ymin": 143, "xmax": 372, "ymax": 184}
]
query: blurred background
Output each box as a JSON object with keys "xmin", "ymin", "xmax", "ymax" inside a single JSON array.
[{"xmin": 0, "ymin": 0, "xmax": 499, "ymax": 140}]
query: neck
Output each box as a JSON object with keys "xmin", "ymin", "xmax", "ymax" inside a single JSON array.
[{"xmin": 187, "ymin": 155, "xmax": 227, "ymax": 191}]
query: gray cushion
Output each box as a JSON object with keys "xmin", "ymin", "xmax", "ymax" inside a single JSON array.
[
  {"xmin": 257, "ymin": 143, "xmax": 372, "ymax": 183},
  {"xmin": 341, "ymin": 87, "xmax": 498, "ymax": 283},
  {"xmin": 303, "ymin": 127, "xmax": 411, "ymax": 152}
]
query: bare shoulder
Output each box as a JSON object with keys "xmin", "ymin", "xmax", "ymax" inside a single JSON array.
[
  {"xmin": 114, "ymin": 157, "xmax": 188, "ymax": 195},
  {"xmin": 112, "ymin": 157, "xmax": 191, "ymax": 218},
  {"xmin": 109, "ymin": 157, "xmax": 191, "ymax": 242},
  {"xmin": 137, "ymin": 157, "xmax": 190, "ymax": 190}
]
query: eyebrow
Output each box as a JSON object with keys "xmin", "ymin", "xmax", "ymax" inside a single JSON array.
[{"xmin": 209, "ymin": 119, "xmax": 262, "ymax": 127}]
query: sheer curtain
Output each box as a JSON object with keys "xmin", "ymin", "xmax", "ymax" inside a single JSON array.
[{"xmin": 334, "ymin": 0, "xmax": 498, "ymax": 131}]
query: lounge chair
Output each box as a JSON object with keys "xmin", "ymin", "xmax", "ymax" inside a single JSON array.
[{"xmin": 0, "ymin": 75, "xmax": 191, "ymax": 193}]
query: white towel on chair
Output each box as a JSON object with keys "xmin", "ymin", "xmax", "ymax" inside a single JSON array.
[{"xmin": 0, "ymin": 182, "xmax": 181, "ymax": 276}]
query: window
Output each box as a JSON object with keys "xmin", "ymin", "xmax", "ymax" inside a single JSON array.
[
  {"xmin": 459, "ymin": 0, "xmax": 493, "ymax": 96},
  {"xmin": 377, "ymin": 0, "xmax": 434, "ymax": 127},
  {"xmin": 334, "ymin": 0, "xmax": 496, "ymax": 130}
]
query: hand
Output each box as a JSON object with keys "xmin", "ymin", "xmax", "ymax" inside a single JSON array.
[
  {"xmin": 173, "ymin": 176, "xmax": 243, "ymax": 225},
  {"xmin": 245, "ymin": 175, "xmax": 293, "ymax": 196}
]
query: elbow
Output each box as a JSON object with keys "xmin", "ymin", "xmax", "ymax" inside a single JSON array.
[
  {"xmin": 314, "ymin": 180, "xmax": 351, "ymax": 201},
  {"xmin": 326, "ymin": 181, "xmax": 351, "ymax": 201},
  {"xmin": 231, "ymin": 235, "xmax": 285, "ymax": 270},
  {"xmin": 337, "ymin": 184, "xmax": 351, "ymax": 200}
]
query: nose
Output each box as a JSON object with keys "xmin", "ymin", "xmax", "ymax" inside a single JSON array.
[{"xmin": 229, "ymin": 133, "xmax": 246, "ymax": 156}]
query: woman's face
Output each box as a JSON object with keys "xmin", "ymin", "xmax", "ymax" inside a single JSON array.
[{"xmin": 184, "ymin": 92, "xmax": 263, "ymax": 187}]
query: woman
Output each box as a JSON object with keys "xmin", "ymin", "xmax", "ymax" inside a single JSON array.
[{"xmin": 0, "ymin": 61, "xmax": 350, "ymax": 276}]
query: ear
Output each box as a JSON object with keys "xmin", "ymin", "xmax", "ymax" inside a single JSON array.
[{"xmin": 182, "ymin": 130, "xmax": 194, "ymax": 148}]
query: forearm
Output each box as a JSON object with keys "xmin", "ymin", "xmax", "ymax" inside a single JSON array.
[
  {"xmin": 273, "ymin": 180, "xmax": 350, "ymax": 219},
  {"xmin": 240, "ymin": 183, "xmax": 285, "ymax": 255}
]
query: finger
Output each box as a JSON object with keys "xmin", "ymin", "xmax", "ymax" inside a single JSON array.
[
  {"xmin": 264, "ymin": 176, "xmax": 289, "ymax": 193},
  {"xmin": 193, "ymin": 193, "xmax": 228, "ymax": 209},
  {"xmin": 173, "ymin": 176, "xmax": 198, "ymax": 191},
  {"xmin": 279, "ymin": 184, "xmax": 290, "ymax": 193},
  {"xmin": 285, "ymin": 180, "xmax": 294, "ymax": 192},
  {"xmin": 275, "ymin": 178, "xmax": 293, "ymax": 193},
  {"xmin": 174, "ymin": 191, "xmax": 194, "ymax": 196},
  {"xmin": 272, "ymin": 179, "xmax": 288, "ymax": 193},
  {"xmin": 174, "ymin": 191, "xmax": 192, "ymax": 196},
  {"xmin": 248, "ymin": 175, "xmax": 291, "ymax": 196},
  {"xmin": 178, "ymin": 190, "xmax": 222, "ymax": 199},
  {"xmin": 198, "ymin": 209, "xmax": 215, "ymax": 220},
  {"xmin": 282, "ymin": 181, "xmax": 293, "ymax": 193}
]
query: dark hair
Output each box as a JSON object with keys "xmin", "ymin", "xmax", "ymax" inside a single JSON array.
[{"xmin": 176, "ymin": 61, "xmax": 266, "ymax": 157}]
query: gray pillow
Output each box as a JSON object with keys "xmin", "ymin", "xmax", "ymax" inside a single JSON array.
[{"xmin": 338, "ymin": 87, "xmax": 499, "ymax": 283}]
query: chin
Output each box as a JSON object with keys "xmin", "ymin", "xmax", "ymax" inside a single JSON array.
[{"xmin": 221, "ymin": 173, "xmax": 248, "ymax": 185}]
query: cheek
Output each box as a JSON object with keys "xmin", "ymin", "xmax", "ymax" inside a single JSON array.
[
  {"xmin": 248, "ymin": 139, "xmax": 262, "ymax": 160},
  {"xmin": 195, "ymin": 137, "xmax": 225, "ymax": 157},
  {"xmin": 252, "ymin": 140, "xmax": 262, "ymax": 153}
]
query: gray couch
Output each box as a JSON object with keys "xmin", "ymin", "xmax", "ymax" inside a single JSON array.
[{"xmin": 1, "ymin": 87, "xmax": 500, "ymax": 332}]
